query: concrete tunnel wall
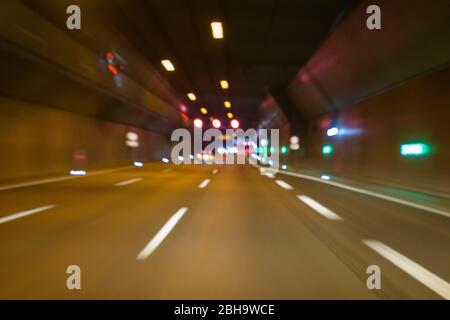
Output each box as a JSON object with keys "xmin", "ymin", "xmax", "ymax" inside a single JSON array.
[
  {"xmin": 0, "ymin": 97, "xmax": 170, "ymax": 182},
  {"xmin": 293, "ymin": 66, "xmax": 450, "ymax": 194}
]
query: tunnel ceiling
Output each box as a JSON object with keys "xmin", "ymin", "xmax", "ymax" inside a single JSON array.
[{"xmin": 114, "ymin": 0, "xmax": 354, "ymax": 127}]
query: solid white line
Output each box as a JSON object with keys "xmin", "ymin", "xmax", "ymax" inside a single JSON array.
[
  {"xmin": 213, "ymin": 169, "xmax": 219, "ymax": 175},
  {"xmin": 0, "ymin": 166, "xmax": 134, "ymax": 192},
  {"xmin": 273, "ymin": 169, "xmax": 450, "ymax": 219},
  {"xmin": 137, "ymin": 207, "xmax": 188, "ymax": 260},
  {"xmin": 114, "ymin": 178, "xmax": 142, "ymax": 187},
  {"xmin": 275, "ymin": 180, "xmax": 293, "ymax": 190},
  {"xmin": 0, "ymin": 205, "xmax": 57, "ymax": 225},
  {"xmin": 297, "ymin": 195, "xmax": 343, "ymax": 220},
  {"xmin": 198, "ymin": 179, "xmax": 211, "ymax": 189},
  {"xmin": 363, "ymin": 240, "xmax": 450, "ymax": 300}
]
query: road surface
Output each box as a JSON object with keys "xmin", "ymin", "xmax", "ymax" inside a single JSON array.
[{"xmin": 0, "ymin": 163, "xmax": 449, "ymax": 299}]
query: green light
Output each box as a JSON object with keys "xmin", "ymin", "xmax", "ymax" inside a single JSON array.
[
  {"xmin": 270, "ymin": 147, "xmax": 275, "ymax": 154},
  {"xmin": 400, "ymin": 143, "xmax": 430, "ymax": 156},
  {"xmin": 322, "ymin": 145, "xmax": 333, "ymax": 155},
  {"xmin": 281, "ymin": 146, "xmax": 288, "ymax": 154}
]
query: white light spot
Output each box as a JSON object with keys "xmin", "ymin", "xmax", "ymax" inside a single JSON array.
[
  {"xmin": 297, "ymin": 195, "xmax": 342, "ymax": 220},
  {"xmin": 137, "ymin": 208, "xmax": 188, "ymax": 260}
]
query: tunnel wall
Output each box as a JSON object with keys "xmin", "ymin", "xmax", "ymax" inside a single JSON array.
[
  {"xmin": 0, "ymin": 97, "xmax": 169, "ymax": 182},
  {"xmin": 299, "ymin": 66, "xmax": 450, "ymax": 194}
]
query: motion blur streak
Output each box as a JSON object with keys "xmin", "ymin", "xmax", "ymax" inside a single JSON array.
[{"xmin": 0, "ymin": 0, "xmax": 449, "ymax": 300}]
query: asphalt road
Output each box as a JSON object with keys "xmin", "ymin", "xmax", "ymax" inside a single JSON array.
[{"xmin": 0, "ymin": 163, "xmax": 449, "ymax": 299}]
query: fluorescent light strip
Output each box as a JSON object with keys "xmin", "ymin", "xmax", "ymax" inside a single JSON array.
[
  {"xmin": 275, "ymin": 180, "xmax": 293, "ymax": 190},
  {"xmin": 114, "ymin": 178, "xmax": 142, "ymax": 187},
  {"xmin": 211, "ymin": 22, "xmax": 224, "ymax": 39}
]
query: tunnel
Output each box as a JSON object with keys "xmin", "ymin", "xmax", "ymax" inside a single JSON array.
[{"xmin": 0, "ymin": 0, "xmax": 449, "ymax": 302}]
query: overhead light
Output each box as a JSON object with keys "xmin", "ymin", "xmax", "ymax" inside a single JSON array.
[
  {"xmin": 212, "ymin": 119, "xmax": 222, "ymax": 128},
  {"xmin": 230, "ymin": 119, "xmax": 240, "ymax": 129},
  {"xmin": 227, "ymin": 112, "xmax": 233, "ymax": 119},
  {"xmin": 220, "ymin": 80, "xmax": 229, "ymax": 89},
  {"xmin": 224, "ymin": 101, "xmax": 231, "ymax": 108},
  {"xmin": 187, "ymin": 93, "xmax": 197, "ymax": 101},
  {"xmin": 211, "ymin": 21, "xmax": 224, "ymax": 39},
  {"xmin": 200, "ymin": 107, "xmax": 208, "ymax": 115},
  {"xmin": 290, "ymin": 136, "xmax": 300, "ymax": 144},
  {"xmin": 193, "ymin": 118, "xmax": 203, "ymax": 128},
  {"xmin": 180, "ymin": 104, "xmax": 188, "ymax": 113},
  {"xmin": 161, "ymin": 59, "xmax": 175, "ymax": 71}
]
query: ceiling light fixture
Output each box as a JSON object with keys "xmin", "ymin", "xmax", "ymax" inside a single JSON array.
[
  {"xmin": 224, "ymin": 101, "xmax": 231, "ymax": 108},
  {"xmin": 187, "ymin": 93, "xmax": 197, "ymax": 101},
  {"xmin": 211, "ymin": 22, "xmax": 224, "ymax": 39}
]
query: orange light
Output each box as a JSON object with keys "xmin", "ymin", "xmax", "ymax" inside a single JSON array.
[
  {"xmin": 224, "ymin": 101, "xmax": 231, "ymax": 108},
  {"xmin": 108, "ymin": 65, "xmax": 118, "ymax": 75},
  {"xmin": 200, "ymin": 107, "xmax": 208, "ymax": 115},
  {"xmin": 227, "ymin": 112, "xmax": 233, "ymax": 119}
]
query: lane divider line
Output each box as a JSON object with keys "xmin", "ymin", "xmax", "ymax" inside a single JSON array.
[
  {"xmin": 363, "ymin": 240, "xmax": 450, "ymax": 300},
  {"xmin": 199, "ymin": 179, "xmax": 211, "ymax": 189},
  {"xmin": 0, "ymin": 166, "xmax": 135, "ymax": 192},
  {"xmin": 114, "ymin": 178, "xmax": 143, "ymax": 187},
  {"xmin": 268, "ymin": 168, "xmax": 450, "ymax": 219},
  {"xmin": 0, "ymin": 205, "xmax": 57, "ymax": 225},
  {"xmin": 297, "ymin": 195, "xmax": 343, "ymax": 221},
  {"xmin": 137, "ymin": 207, "xmax": 188, "ymax": 260},
  {"xmin": 275, "ymin": 180, "xmax": 293, "ymax": 190}
]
